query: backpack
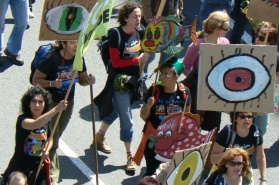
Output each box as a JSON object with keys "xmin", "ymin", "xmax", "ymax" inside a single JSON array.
[
  {"xmin": 29, "ymin": 43, "xmax": 55, "ymax": 84},
  {"xmin": 225, "ymin": 124, "xmax": 261, "ymax": 147},
  {"xmin": 97, "ymin": 25, "xmax": 145, "ymax": 73},
  {"xmin": 97, "ymin": 27, "xmax": 121, "ymax": 73}
]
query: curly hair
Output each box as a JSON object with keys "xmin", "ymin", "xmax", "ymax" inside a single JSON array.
[
  {"xmin": 197, "ymin": 11, "xmax": 230, "ymax": 38},
  {"xmin": 117, "ymin": 2, "xmax": 141, "ymax": 26},
  {"xmin": 217, "ymin": 147, "xmax": 250, "ymax": 176},
  {"xmin": 229, "ymin": 111, "xmax": 257, "ymax": 124},
  {"xmin": 21, "ymin": 85, "xmax": 52, "ymax": 117}
]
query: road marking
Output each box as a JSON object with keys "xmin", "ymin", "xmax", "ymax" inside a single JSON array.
[{"xmin": 59, "ymin": 139, "xmax": 105, "ymax": 185}]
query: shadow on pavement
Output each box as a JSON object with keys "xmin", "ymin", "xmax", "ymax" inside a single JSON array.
[
  {"xmin": 122, "ymin": 167, "xmax": 146, "ymax": 185},
  {"xmin": 0, "ymin": 56, "xmax": 13, "ymax": 72}
]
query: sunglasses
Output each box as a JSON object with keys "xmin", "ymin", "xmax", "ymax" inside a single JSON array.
[
  {"xmin": 238, "ymin": 115, "xmax": 253, "ymax": 119},
  {"xmin": 256, "ymin": 35, "xmax": 266, "ymax": 42},
  {"xmin": 220, "ymin": 27, "xmax": 230, "ymax": 31},
  {"xmin": 228, "ymin": 161, "xmax": 244, "ymax": 167}
]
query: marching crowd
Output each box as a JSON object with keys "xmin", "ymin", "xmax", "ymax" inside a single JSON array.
[{"xmin": 1, "ymin": 0, "xmax": 278, "ymax": 184}]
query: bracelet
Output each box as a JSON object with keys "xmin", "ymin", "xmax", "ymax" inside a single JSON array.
[
  {"xmin": 49, "ymin": 81, "xmax": 52, "ymax": 87},
  {"xmin": 259, "ymin": 178, "xmax": 267, "ymax": 182}
]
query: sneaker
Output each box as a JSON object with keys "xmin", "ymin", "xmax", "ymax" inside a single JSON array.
[
  {"xmin": 95, "ymin": 133, "xmax": 112, "ymax": 154},
  {"xmin": 126, "ymin": 156, "xmax": 136, "ymax": 171},
  {"xmin": 29, "ymin": 10, "xmax": 35, "ymax": 19},
  {"xmin": 4, "ymin": 48, "xmax": 24, "ymax": 66}
]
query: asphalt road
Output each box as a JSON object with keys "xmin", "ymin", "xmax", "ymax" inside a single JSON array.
[{"xmin": 0, "ymin": 0, "xmax": 278, "ymax": 185}]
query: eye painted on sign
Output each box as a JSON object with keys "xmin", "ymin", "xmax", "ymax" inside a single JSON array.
[
  {"xmin": 206, "ymin": 53, "xmax": 271, "ymax": 103},
  {"xmin": 166, "ymin": 150, "xmax": 203, "ymax": 185},
  {"xmin": 45, "ymin": 3, "xmax": 89, "ymax": 35}
]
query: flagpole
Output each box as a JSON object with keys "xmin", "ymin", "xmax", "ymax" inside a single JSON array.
[
  {"xmin": 89, "ymin": 83, "xmax": 99, "ymax": 185},
  {"xmin": 34, "ymin": 70, "xmax": 78, "ymax": 185}
]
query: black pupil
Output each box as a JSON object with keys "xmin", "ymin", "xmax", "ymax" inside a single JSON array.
[
  {"xmin": 235, "ymin": 76, "xmax": 242, "ymax": 83},
  {"xmin": 181, "ymin": 167, "xmax": 190, "ymax": 180}
]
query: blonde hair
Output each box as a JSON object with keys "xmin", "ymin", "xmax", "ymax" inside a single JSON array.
[{"xmin": 197, "ymin": 11, "xmax": 230, "ymax": 38}]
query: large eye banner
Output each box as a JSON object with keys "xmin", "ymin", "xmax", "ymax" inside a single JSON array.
[
  {"xmin": 197, "ymin": 44, "xmax": 277, "ymax": 112},
  {"xmin": 247, "ymin": 0, "xmax": 279, "ymax": 24},
  {"xmin": 39, "ymin": 0, "xmax": 97, "ymax": 40}
]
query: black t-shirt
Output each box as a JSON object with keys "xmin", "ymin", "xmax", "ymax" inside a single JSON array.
[
  {"xmin": 144, "ymin": 83, "xmax": 192, "ymax": 129},
  {"xmin": 216, "ymin": 124, "xmax": 263, "ymax": 158},
  {"xmin": 14, "ymin": 115, "xmax": 49, "ymax": 170},
  {"xmin": 109, "ymin": 27, "xmax": 142, "ymax": 77},
  {"xmin": 38, "ymin": 50, "xmax": 87, "ymax": 102}
]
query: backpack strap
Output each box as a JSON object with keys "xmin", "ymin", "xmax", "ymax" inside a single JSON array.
[
  {"xmin": 112, "ymin": 27, "xmax": 121, "ymax": 47},
  {"xmin": 225, "ymin": 124, "xmax": 232, "ymax": 147},
  {"xmin": 251, "ymin": 124, "xmax": 261, "ymax": 146},
  {"xmin": 177, "ymin": 82, "xmax": 187, "ymax": 104}
]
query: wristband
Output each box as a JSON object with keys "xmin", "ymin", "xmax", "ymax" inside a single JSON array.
[
  {"xmin": 49, "ymin": 81, "xmax": 52, "ymax": 87},
  {"xmin": 259, "ymin": 178, "xmax": 267, "ymax": 182}
]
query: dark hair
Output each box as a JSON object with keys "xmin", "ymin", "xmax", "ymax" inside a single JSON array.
[
  {"xmin": 160, "ymin": 57, "xmax": 179, "ymax": 76},
  {"xmin": 138, "ymin": 176, "xmax": 159, "ymax": 185},
  {"xmin": 21, "ymin": 85, "xmax": 52, "ymax": 117},
  {"xmin": 217, "ymin": 147, "xmax": 250, "ymax": 176},
  {"xmin": 258, "ymin": 26, "xmax": 278, "ymax": 45},
  {"xmin": 229, "ymin": 112, "xmax": 257, "ymax": 123},
  {"xmin": 117, "ymin": 2, "xmax": 141, "ymax": 26},
  {"xmin": 53, "ymin": 41, "xmax": 67, "ymax": 51},
  {"xmin": 7, "ymin": 171, "xmax": 27, "ymax": 185}
]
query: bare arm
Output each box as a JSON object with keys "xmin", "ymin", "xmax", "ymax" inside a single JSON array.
[
  {"xmin": 140, "ymin": 96, "xmax": 155, "ymax": 121},
  {"xmin": 210, "ymin": 142, "xmax": 227, "ymax": 164},
  {"xmin": 79, "ymin": 71, "xmax": 95, "ymax": 86},
  {"xmin": 22, "ymin": 100, "xmax": 68, "ymax": 130},
  {"xmin": 32, "ymin": 69, "xmax": 62, "ymax": 89},
  {"xmin": 256, "ymin": 144, "xmax": 267, "ymax": 184}
]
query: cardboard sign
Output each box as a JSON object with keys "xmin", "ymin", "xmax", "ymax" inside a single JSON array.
[
  {"xmin": 152, "ymin": 112, "xmax": 216, "ymax": 162},
  {"xmin": 155, "ymin": 143, "xmax": 212, "ymax": 185},
  {"xmin": 247, "ymin": 0, "xmax": 279, "ymax": 24},
  {"xmin": 197, "ymin": 44, "xmax": 277, "ymax": 112},
  {"xmin": 39, "ymin": 0, "xmax": 97, "ymax": 40}
]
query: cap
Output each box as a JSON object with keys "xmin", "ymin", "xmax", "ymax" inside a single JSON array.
[{"xmin": 154, "ymin": 54, "xmax": 185, "ymax": 76}]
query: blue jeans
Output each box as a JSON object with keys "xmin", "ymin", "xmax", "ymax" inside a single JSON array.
[
  {"xmin": 103, "ymin": 89, "xmax": 133, "ymax": 142},
  {"xmin": 0, "ymin": 0, "xmax": 28, "ymax": 54},
  {"xmin": 253, "ymin": 114, "xmax": 269, "ymax": 135}
]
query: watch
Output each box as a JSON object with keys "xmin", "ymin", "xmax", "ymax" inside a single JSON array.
[{"xmin": 259, "ymin": 178, "xmax": 267, "ymax": 182}]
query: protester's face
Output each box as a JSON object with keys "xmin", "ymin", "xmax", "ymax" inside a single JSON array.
[
  {"xmin": 125, "ymin": 8, "xmax": 141, "ymax": 29},
  {"xmin": 236, "ymin": 112, "xmax": 253, "ymax": 129},
  {"xmin": 255, "ymin": 29, "xmax": 269, "ymax": 45},
  {"xmin": 225, "ymin": 155, "xmax": 244, "ymax": 176},
  {"xmin": 218, "ymin": 21, "xmax": 230, "ymax": 37},
  {"xmin": 160, "ymin": 67, "xmax": 178, "ymax": 87},
  {"xmin": 30, "ymin": 94, "xmax": 45, "ymax": 119},
  {"xmin": 64, "ymin": 40, "xmax": 78, "ymax": 57}
]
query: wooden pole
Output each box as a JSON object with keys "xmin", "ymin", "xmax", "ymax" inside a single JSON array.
[
  {"xmin": 89, "ymin": 83, "xmax": 99, "ymax": 185},
  {"xmin": 34, "ymin": 70, "xmax": 78, "ymax": 185}
]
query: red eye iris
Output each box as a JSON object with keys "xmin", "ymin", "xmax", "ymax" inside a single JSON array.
[{"xmin": 224, "ymin": 68, "xmax": 255, "ymax": 91}]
